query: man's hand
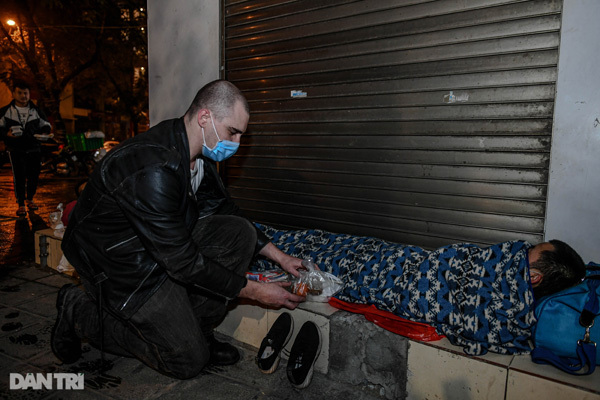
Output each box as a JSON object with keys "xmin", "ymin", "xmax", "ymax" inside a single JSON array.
[
  {"xmin": 7, "ymin": 126, "xmax": 22, "ymax": 138},
  {"xmin": 259, "ymin": 242, "xmax": 304, "ymax": 277},
  {"xmin": 239, "ymin": 280, "xmax": 305, "ymax": 310},
  {"xmin": 277, "ymin": 253, "xmax": 305, "ymax": 277}
]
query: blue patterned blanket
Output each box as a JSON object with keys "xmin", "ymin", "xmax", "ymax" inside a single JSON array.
[{"xmin": 252, "ymin": 224, "xmax": 537, "ymax": 355}]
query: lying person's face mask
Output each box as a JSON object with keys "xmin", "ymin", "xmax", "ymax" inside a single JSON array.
[{"xmin": 201, "ymin": 111, "xmax": 239, "ymax": 162}]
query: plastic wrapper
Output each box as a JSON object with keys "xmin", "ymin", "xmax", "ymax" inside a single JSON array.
[
  {"xmin": 48, "ymin": 203, "xmax": 65, "ymax": 238},
  {"xmin": 57, "ymin": 255, "xmax": 75, "ymax": 275},
  {"xmin": 246, "ymin": 270, "xmax": 288, "ymax": 283},
  {"xmin": 291, "ymin": 257, "xmax": 343, "ymax": 302},
  {"xmin": 84, "ymin": 130, "xmax": 105, "ymax": 139}
]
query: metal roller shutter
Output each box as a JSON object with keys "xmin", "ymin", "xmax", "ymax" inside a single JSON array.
[{"xmin": 222, "ymin": 0, "xmax": 562, "ymax": 248}]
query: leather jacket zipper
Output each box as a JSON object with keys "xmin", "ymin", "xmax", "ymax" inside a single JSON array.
[
  {"xmin": 106, "ymin": 236, "xmax": 137, "ymax": 252},
  {"xmin": 121, "ymin": 263, "xmax": 157, "ymax": 310}
]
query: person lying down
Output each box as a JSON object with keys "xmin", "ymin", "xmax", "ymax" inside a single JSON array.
[{"xmin": 251, "ymin": 224, "xmax": 585, "ymax": 356}]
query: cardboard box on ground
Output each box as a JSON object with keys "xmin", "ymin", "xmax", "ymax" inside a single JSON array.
[{"xmin": 34, "ymin": 228, "xmax": 78, "ymax": 277}]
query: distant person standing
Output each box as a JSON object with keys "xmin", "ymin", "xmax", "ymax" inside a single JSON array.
[{"xmin": 0, "ymin": 80, "xmax": 52, "ymax": 216}]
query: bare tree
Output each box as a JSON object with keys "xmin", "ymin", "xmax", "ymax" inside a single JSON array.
[
  {"xmin": 0, "ymin": 0, "xmax": 148, "ymax": 137},
  {"xmin": 97, "ymin": 2, "xmax": 148, "ymax": 137},
  {"xmin": 0, "ymin": 0, "xmax": 105, "ymax": 132}
]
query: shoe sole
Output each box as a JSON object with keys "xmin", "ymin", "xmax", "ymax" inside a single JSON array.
[
  {"xmin": 287, "ymin": 322, "xmax": 322, "ymax": 389},
  {"xmin": 259, "ymin": 313, "xmax": 294, "ymax": 374},
  {"xmin": 51, "ymin": 284, "xmax": 80, "ymax": 364}
]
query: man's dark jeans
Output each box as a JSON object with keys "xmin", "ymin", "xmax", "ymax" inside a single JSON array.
[
  {"xmin": 71, "ymin": 215, "xmax": 257, "ymax": 379},
  {"xmin": 8, "ymin": 149, "xmax": 42, "ymax": 205}
]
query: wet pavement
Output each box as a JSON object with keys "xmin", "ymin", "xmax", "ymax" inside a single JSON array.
[
  {"xmin": 0, "ymin": 163, "xmax": 81, "ymax": 266},
  {"xmin": 0, "ymin": 164, "xmax": 373, "ymax": 400},
  {"xmin": 0, "ymin": 262, "xmax": 369, "ymax": 400}
]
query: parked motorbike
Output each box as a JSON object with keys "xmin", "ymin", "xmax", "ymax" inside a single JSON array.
[
  {"xmin": 41, "ymin": 143, "xmax": 96, "ymax": 177},
  {"xmin": 74, "ymin": 139, "xmax": 120, "ymax": 196}
]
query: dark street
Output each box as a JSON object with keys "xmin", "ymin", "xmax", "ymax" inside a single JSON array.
[{"xmin": 0, "ymin": 162, "xmax": 80, "ymax": 266}]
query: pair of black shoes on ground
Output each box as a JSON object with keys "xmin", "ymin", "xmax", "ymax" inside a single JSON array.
[
  {"xmin": 51, "ymin": 284, "xmax": 240, "ymax": 367},
  {"xmin": 256, "ymin": 312, "xmax": 322, "ymax": 389}
]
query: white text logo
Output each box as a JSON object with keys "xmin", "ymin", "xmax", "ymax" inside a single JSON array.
[{"xmin": 10, "ymin": 373, "xmax": 84, "ymax": 390}]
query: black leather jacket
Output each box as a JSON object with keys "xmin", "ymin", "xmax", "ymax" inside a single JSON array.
[{"xmin": 62, "ymin": 118, "xmax": 268, "ymax": 319}]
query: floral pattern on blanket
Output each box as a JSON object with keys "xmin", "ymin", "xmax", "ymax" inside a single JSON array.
[{"xmin": 252, "ymin": 224, "xmax": 536, "ymax": 355}]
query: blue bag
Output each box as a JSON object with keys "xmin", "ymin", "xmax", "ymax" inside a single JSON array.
[{"xmin": 531, "ymin": 264, "xmax": 600, "ymax": 375}]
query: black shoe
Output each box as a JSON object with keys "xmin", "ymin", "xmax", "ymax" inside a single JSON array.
[
  {"xmin": 287, "ymin": 321, "xmax": 321, "ymax": 389},
  {"xmin": 256, "ymin": 312, "xmax": 294, "ymax": 374},
  {"xmin": 207, "ymin": 335, "xmax": 240, "ymax": 366},
  {"xmin": 51, "ymin": 284, "xmax": 83, "ymax": 364}
]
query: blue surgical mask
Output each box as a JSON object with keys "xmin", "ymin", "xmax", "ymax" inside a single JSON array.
[{"xmin": 201, "ymin": 112, "xmax": 239, "ymax": 162}]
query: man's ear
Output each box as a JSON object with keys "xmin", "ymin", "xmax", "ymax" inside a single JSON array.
[
  {"xmin": 196, "ymin": 109, "xmax": 210, "ymax": 127},
  {"xmin": 530, "ymin": 268, "xmax": 544, "ymax": 286}
]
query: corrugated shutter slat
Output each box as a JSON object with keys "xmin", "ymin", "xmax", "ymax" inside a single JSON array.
[{"xmin": 223, "ymin": 0, "xmax": 561, "ymax": 248}]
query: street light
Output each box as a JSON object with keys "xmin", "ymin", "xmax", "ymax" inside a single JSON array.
[{"xmin": 5, "ymin": 19, "xmax": 20, "ymax": 39}]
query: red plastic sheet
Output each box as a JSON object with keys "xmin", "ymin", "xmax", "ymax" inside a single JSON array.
[{"xmin": 328, "ymin": 297, "xmax": 445, "ymax": 342}]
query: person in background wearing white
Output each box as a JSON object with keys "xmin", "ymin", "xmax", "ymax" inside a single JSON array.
[{"xmin": 0, "ymin": 80, "xmax": 52, "ymax": 216}]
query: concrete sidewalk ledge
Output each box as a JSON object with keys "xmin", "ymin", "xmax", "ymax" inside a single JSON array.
[
  {"xmin": 217, "ymin": 299, "xmax": 600, "ymax": 400},
  {"xmin": 2, "ymin": 263, "xmax": 598, "ymax": 399},
  {"xmin": 216, "ymin": 300, "xmax": 411, "ymax": 398},
  {"xmin": 216, "ymin": 299, "xmax": 337, "ymax": 375}
]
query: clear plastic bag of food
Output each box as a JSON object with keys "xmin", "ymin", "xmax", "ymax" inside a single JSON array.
[{"xmin": 291, "ymin": 257, "xmax": 343, "ymax": 302}]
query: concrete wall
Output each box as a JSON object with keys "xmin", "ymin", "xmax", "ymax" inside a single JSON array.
[
  {"xmin": 147, "ymin": 0, "xmax": 220, "ymax": 126},
  {"xmin": 545, "ymin": 0, "xmax": 600, "ymax": 263},
  {"xmin": 146, "ymin": 0, "xmax": 599, "ymax": 262}
]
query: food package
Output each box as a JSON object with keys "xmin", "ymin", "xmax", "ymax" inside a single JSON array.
[
  {"xmin": 246, "ymin": 270, "xmax": 289, "ymax": 283},
  {"xmin": 291, "ymin": 257, "xmax": 343, "ymax": 302}
]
